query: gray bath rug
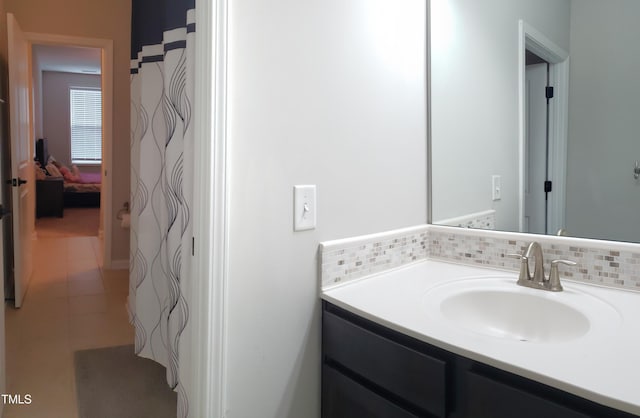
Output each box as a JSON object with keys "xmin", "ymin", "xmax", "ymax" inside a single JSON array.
[{"xmin": 74, "ymin": 345, "xmax": 177, "ymax": 418}]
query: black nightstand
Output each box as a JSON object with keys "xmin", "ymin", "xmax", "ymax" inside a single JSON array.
[{"xmin": 36, "ymin": 177, "xmax": 64, "ymax": 218}]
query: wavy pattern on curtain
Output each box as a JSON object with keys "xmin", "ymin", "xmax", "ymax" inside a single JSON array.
[{"xmin": 130, "ymin": 1, "xmax": 195, "ymax": 417}]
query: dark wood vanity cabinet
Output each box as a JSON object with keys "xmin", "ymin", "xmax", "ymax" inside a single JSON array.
[
  {"xmin": 322, "ymin": 301, "xmax": 637, "ymax": 418},
  {"xmin": 323, "ymin": 303, "xmax": 448, "ymax": 417}
]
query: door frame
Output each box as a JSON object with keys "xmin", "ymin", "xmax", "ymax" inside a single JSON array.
[
  {"xmin": 25, "ymin": 32, "xmax": 114, "ymax": 267},
  {"xmin": 518, "ymin": 20, "xmax": 569, "ymax": 235},
  {"xmin": 190, "ymin": 0, "xmax": 229, "ymax": 416}
]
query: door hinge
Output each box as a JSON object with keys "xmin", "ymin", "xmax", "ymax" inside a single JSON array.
[
  {"xmin": 544, "ymin": 180, "xmax": 553, "ymax": 193},
  {"xmin": 545, "ymin": 86, "xmax": 554, "ymax": 99}
]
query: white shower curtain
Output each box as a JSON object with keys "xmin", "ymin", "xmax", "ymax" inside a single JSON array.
[{"xmin": 129, "ymin": 2, "xmax": 195, "ymax": 417}]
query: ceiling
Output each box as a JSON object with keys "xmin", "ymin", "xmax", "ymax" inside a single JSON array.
[{"xmin": 32, "ymin": 44, "xmax": 101, "ymax": 75}]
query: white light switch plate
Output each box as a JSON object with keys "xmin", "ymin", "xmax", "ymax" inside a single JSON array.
[
  {"xmin": 492, "ymin": 175, "xmax": 501, "ymax": 201},
  {"xmin": 294, "ymin": 185, "xmax": 316, "ymax": 231}
]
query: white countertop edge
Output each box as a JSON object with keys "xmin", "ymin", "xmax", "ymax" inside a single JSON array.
[{"xmin": 321, "ymin": 259, "xmax": 640, "ymax": 416}]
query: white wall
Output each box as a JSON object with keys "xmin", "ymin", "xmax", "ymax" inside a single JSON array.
[
  {"xmin": 41, "ymin": 71, "xmax": 101, "ymax": 173},
  {"xmin": 565, "ymin": 0, "xmax": 640, "ymax": 242},
  {"xmin": 225, "ymin": 0, "xmax": 427, "ymax": 416},
  {"xmin": 31, "ymin": 50, "xmax": 43, "ymax": 138},
  {"xmin": 431, "ymin": 0, "xmax": 570, "ymax": 231}
]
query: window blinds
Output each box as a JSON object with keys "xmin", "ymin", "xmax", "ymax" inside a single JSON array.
[{"xmin": 70, "ymin": 88, "xmax": 102, "ymax": 163}]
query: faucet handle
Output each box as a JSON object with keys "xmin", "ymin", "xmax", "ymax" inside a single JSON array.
[
  {"xmin": 547, "ymin": 259, "xmax": 577, "ymax": 292},
  {"xmin": 507, "ymin": 253, "xmax": 531, "ymax": 284}
]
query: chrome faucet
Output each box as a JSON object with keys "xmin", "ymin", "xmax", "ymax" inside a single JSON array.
[{"xmin": 508, "ymin": 241, "xmax": 576, "ymax": 292}]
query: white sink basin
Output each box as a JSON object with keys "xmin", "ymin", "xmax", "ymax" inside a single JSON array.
[{"xmin": 424, "ymin": 277, "xmax": 620, "ymax": 343}]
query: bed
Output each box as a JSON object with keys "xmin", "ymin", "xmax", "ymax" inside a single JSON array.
[
  {"xmin": 35, "ymin": 138, "xmax": 102, "ymax": 208},
  {"xmin": 63, "ymin": 172, "xmax": 102, "ymax": 207}
]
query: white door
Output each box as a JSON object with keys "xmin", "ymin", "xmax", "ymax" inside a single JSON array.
[
  {"xmin": 0, "ymin": 97, "xmax": 7, "ymax": 418},
  {"xmin": 7, "ymin": 13, "xmax": 34, "ymax": 308},
  {"xmin": 524, "ymin": 63, "xmax": 548, "ymax": 235}
]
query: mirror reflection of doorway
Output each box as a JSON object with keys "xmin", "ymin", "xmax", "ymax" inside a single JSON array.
[
  {"xmin": 518, "ymin": 20, "xmax": 570, "ymax": 237},
  {"xmin": 524, "ymin": 51, "xmax": 551, "ymax": 235}
]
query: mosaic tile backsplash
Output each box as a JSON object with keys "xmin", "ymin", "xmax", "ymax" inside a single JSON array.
[
  {"xmin": 428, "ymin": 227, "xmax": 640, "ymax": 291},
  {"xmin": 319, "ymin": 226, "xmax": 429, "ymax": 289},
  {"xmin": 320, "ymin": 225, "xmax": 640, "ymax": 291}
]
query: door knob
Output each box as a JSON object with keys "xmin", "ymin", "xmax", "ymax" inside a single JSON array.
[{"xmin": 10, "ymin": 178, "xmax": 27, "ymax": 187}]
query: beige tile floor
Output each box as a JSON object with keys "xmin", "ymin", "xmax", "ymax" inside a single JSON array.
[{"xmin": 4, "ymin": 209, "xmax": 133, "ymax": 417}]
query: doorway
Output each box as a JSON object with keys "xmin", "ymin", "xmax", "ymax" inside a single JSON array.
[
  {"xmin": 524, "ymin": 53, "xmax": 551, "ymax": 234},
  {"xmin": 11, "ymin": 30, "xmax": 114, "ymax": 303},
  {"xmin": 5, "ymin": 29, "xmax": 113, "ymax": 306},
  {"xmin": 2, "ymin": 25, "xmax": 130, "ymax": 417},
  {"xmin": 31, "ymin": 44, "xmax": 103, "ymax": 239},
  {"xmin": 518, "ymin": 20, "xmax": 569, "ymax": 236}
]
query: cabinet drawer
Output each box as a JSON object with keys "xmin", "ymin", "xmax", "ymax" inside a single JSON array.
[
  {"xmin": 466, "ymin": 371, "xmax": 590, "ymax": 418},
  {"xmin": 322, "ymin": 365, "xmax": 420, "ymax": 418},
  {"xmin": 323, "ymin": 309, "xmax": 447, "ymax": 417}
]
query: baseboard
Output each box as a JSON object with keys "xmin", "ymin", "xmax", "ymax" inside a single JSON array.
[{"xmin": 109, "ymin": 259, "xmax": 129, "ymax": 270}]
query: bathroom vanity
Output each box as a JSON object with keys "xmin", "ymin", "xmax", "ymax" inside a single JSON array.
[{"xmin": 321, "ymin": 260, "xmax": 640, "ymax": 418}]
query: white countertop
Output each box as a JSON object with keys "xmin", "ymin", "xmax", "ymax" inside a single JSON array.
[{"xmin": 322, "ymin": 259, "xmax": 640, "ymax": 415}]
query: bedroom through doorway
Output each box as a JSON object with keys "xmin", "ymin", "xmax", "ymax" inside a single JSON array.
[{"xmin": 32, "ymin": 44, "xmax": 104, "ymax": 241}]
